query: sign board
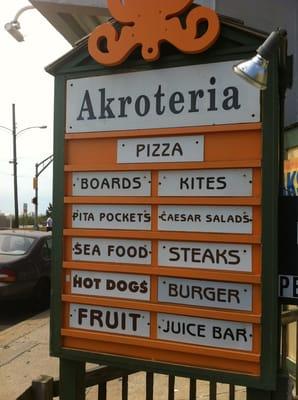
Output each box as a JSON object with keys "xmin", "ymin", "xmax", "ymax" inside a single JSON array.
[
  {"xmin": 158, "ymin": 169, "xmax": 253, "ymax": 197},
  {"xmin": 158, "ymin": 205, "xmax": 253, "ymax": 233},
  {"xmin": 50, "ymin": 1, "xmax": 279, "ymax": 390},
  {"xmin": 157, "ymin": 313, "xmax": 253, "ymax": 351},
  {"xmin": 61, "ymin": 92, "xmax": 263, "ymax": 378},
  {"xmin": 71, "ymin": 205, "xmax": 151, "ymax": 230},
  {"xmin": 71, "ymin": 237, "xmax": 151, "ymax": 264},
  {"xmin": 73, "ymin": 171, "xmax": 151, "ymax": 196},
  {"xmin": 117, "ymin": 135, "xmax": 204, "ymax": 163},
  {"xmin": 279, "ymin": 197, "xmax": 298, "ymax": 303},
  {"xmin": 66, "ymin": 62, "xmax": 260, "ymax": 133},
  {"xmin": 69, "ymin": 303, "xmax": 150, "ymax": 337},
  {"xmin": 284, "ymin": 159, "xmax": 298, "ymax": 196},
  {"xmin": 70, "ymin": 270, "xmax": 150, "ymax": 300},
  {"xmin": 158, "ymin": 277, "xmax": 252, "ymax": 310},
  {"xmin": 158, "ymin": 241, "xmax": 252, "ymax": 271}
]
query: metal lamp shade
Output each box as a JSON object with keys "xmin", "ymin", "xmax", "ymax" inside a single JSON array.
[
  {"xmin": 4, "ymin": 22, "xmax": 24, "ymax": 42},
  {"xmin": 233, "ymin": 54, "xmax": 269, "ymax": 90}
]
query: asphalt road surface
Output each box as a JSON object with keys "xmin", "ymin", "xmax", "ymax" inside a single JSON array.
[{"xmin": 0, "ymin": 300, "xmax": 44, "ymax": 331}]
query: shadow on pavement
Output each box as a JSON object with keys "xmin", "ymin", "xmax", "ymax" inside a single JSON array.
[{"xmin": 0, "ymin": 299, "xmax": 49, "ymax": 330}]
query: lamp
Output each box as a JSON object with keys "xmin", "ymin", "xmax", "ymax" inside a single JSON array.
[
  {"xmin": 4, "ymin": 21, "xmax": 24, "ymax": 42},
  {"xmin": 233, "ymin": 28, "xmax": 287, "ymax": 90},
  {"xmin": 4, "ymin": 5, "xmax": 34, "ymax": 42}
]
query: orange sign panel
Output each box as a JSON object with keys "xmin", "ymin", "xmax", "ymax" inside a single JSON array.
[{"xmin": 61, "ymin": 121, "xmax": 262, "ymax": 376}]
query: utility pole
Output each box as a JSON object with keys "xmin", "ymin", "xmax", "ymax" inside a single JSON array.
[{"xmin": 12, "ymin": 104, "xmax": 19, "ymax": 228}]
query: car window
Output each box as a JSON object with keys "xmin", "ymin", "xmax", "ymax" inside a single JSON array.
[
  {"xmin": 0, "ymin": 235, "xmax": 34, "ymax": 255},
  {"xmin": 41, "ymin": 238, "xmax": 52, "ymax": 260}
]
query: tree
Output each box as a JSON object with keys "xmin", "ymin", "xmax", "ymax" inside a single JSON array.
[{"xmin": 0, "ymin": 213, "xmax": 10, "ymax": 228}]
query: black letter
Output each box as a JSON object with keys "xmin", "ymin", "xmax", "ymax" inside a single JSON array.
[
  {"xmin": 169, "ymin": 91, "xmax": 184, "ymax": 114},
  {"xmin": 98, "ymin": 88, "xmax": 115, "ymax": 119},
  {"xmin": 279, "ymin": 276, "xmax": 290, "ymax": 297},
  {"xmin": 78, "ymin": 308, "xmax": 88, "ymax": 325},
  {"xmin": 135, "ymin": 95, "xmax": 150, "ymax": 116},
  {"xmin": 222, "ymin": 87, "xmax": 241, "ymax": 110},
  {"xmin": 188, "ymin": 90, "xmax": 204, "ymax": 112},
  {"xmin": 207, "ymin": 77, "xmax": 218, "ymax": 111},
  {"xmin": 154, "ymin": 84, "xmax": 166, "ymax": 115},
  {"xmin": 118, "ymin": 96, "xmax": 132, "ymax": 118},
  {"xmin": 76, "ymin": 90, "xmax": 96, "ymax": 121}
]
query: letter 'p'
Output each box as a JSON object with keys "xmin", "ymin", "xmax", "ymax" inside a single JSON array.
[
  {"xmin": 279, "ymin": 275, "xmax": 290, "ymax": 297},
  {"xmin": 136, "ymin": 144, "xmax": 145, "ymax": 157}
]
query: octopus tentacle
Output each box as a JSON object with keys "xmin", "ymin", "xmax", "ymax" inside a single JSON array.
[
  {"xmin": 164, "ymin": 6, "xmax": 220, "ymax": 54},
  {"xmin": 161, "ymin": 0, "xmax": 193, "ymax": 18},
  {"xmin": 88, "ymin": 23, "xmax": 137, "ymax": 66},
  {"xmin": 107, "ymin": 0, "xmax": 137, "ymax": 24}
]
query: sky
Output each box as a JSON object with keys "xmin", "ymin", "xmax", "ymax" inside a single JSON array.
[
  {"xmin": 0, "ymin": 1, "xmax": 71, "ymax": 216},
  {"xmin": 0, "ymin": 1, "xmax": 212, "ymax": 218}
]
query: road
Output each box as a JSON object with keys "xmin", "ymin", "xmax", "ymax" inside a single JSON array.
[{"xmin": 0, "ymin": 300, "xmax": 43, "ymax": 331}]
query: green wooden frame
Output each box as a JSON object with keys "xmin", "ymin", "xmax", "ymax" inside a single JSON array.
[{"xmin": 47, "ymin": 22, "xmax": 280, "ymax": 391}]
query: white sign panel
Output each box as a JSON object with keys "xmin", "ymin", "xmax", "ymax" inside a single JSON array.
[
  {"xmin": 72, "ymin": 205, "xmax": 151, "ymax": 230},
  {"xmin": 279, "ymin": 275, "xmax": 298, "ymax": 299},
  {"xmin": 70, "ymin": 270, "xmax": 150, "ymax": 300},
  {"xmin": 72, "ymin": 171, "xmax": 151, "ymax": 196},
  {"xmin": 158, "ymin": 241, "xmax": 252, "ymax": 272},
  {"xmin": 158, "ymin": 205, "xmax": 253, "ymax": 233},
  {"xmin": 66, "ymin": 61, "xmax": 260, "ymax": 133},
  {"xmin": 158, "ymin": 277, "xmax": 252, "ymax": 311},
  {"xmin": 117, "ymin": 135, "xmax": 204, "ymax": 164},
  {"xmin": 158, "ymin": 169, "xmax": 252, "ymax": 197},
  {"xmin": 72, "ymin": 238, "xmax": 151, "ymax": 264},
  {"xmin": 69, "ymin": 303, "xmax": 150, "ymax": 337},
  {"xmin": 157, "ymin": 313, "xmax": 253, "ymax": 351}
]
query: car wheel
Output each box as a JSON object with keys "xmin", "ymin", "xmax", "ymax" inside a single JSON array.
[{"xmin": 33, "ymin": 278, "xmax": 50, "ymax": 311}]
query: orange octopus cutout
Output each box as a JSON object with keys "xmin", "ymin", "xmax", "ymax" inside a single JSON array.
[{"xmin": 88, "ymin": 0, "xmax": 220, "ymax": 66}]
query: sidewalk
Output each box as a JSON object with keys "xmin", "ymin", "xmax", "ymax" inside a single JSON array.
[
  {"xmin": 0, "ymin": 310, "xmax": 58, "ymax": 399},
  {"xmin": 0, "ymin": 311, "xmax": 246, "ymax": 399}
]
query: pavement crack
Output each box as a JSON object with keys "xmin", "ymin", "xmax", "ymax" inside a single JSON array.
[{"xmin": 0, "ymin": 341, "xmax": 39, "ymax": 368}]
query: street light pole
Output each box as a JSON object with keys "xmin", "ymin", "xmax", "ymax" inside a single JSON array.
[
  {"xmin": 0, "ymin": 104, "xmax": 47, "ymax": 229},
  {"xmin": 34, "ymin": 162, "xmax": 38, "ymax": 229},
  {"xmin": 12, "ymin": 104, "xmax": 19, "ymax": 228}
]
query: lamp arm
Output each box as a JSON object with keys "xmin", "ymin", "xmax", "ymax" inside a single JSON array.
[
  {"xmin": 0, "ymin": 125, "xmax": 12, "ymax": 133},
  {"xmin": 17, "ymin": 125, "xmax": 47, "ymax": 136},
  {"xmin": 257, "ymin": 29, "xmax": 287, "ymax": 60},
  {"xmin": 278, "ymin": 35, "xmax": 293, "ymax": 92},
  {"xmin": 36, "ymin": 155, "xmax": 53, "ymax": 177},
  {"xmin": 36, "ymin": 154, "xmax": 54, "ymax": 169},
  {"xmin": 12, "ymin": 5, "xmax": 34, "ymax": 23}
]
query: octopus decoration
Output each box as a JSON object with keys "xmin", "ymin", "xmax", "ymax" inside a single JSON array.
[{"xmin": 88, "ymin": 0, "xmax": 220, "ymax": 66}]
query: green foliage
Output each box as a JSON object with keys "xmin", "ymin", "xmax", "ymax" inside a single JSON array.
[
  {"xmin": 0, "ymin": 213, "xmax": 48, "ymax": 229},
  {"xmin": 0, "ymin": 213, "xmax": 10, "ymax": 228}
]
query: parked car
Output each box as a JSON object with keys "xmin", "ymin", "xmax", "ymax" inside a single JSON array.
[{"xmin": 0, "ymin": 230, "xmax": 52, "ymax": 310}]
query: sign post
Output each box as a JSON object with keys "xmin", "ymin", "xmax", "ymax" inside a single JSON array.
[{"xmin": 47, "ymin": 1, "xmax": 281, "ymax": 397}]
